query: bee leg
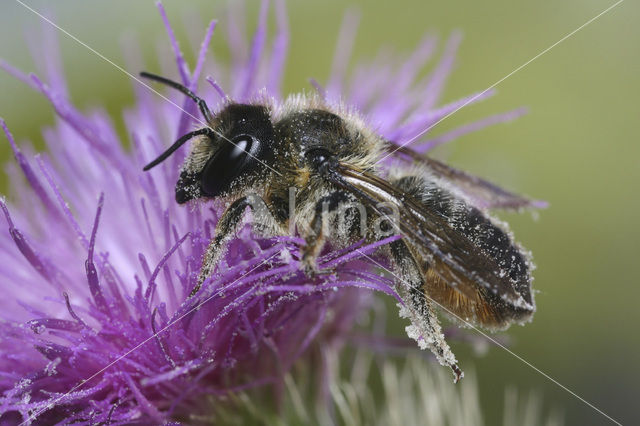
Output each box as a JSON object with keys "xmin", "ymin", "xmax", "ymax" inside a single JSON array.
[
  {"xmin": 301, "ymin": 191, "xmax": 355, "ymax": 277},
  {"xmin": 389, "ymin": 239, "xmax": 463, "ymax": 382},
  {"xmin": 193, "ymin": 193, "xmax": 281, "ymax": 297}
]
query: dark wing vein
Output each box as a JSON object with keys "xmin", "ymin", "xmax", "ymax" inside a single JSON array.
[
  {"xmin": 329, "ymin": 165, "xmax": 533, "ymax": 311},
  {"xmin": 385, "ymin": 142, "xmax": 544, "ymax": 210}
]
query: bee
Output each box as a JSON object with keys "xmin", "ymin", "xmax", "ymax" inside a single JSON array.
[{"xmin": 140, "ymin": 71, "xmax": 537, "ymax": 381}]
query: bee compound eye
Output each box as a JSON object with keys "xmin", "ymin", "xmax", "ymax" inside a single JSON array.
[
  {"xmin": 227, "ymin": 134, "xmax": 254, "ymax": 161},
  {"xmin": 201, "ymin": 134, "xmax": 259, "ymax": 196}
]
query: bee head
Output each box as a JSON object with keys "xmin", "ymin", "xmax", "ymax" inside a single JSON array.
[
  {"xmin": 139, "ymin": 72, "xmax": 276, "ymax": 204},
  {"xmin": 175, "ymin": 104, "xmax": 275, "ymax": 203}
]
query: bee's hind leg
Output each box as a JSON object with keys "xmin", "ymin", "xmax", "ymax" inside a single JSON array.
[
  {"xmin": 193, "ymin": 193, "xmax": 283, "ymax": 297},
  {"xmin": 389, "ymin": 239, "xmax": 463, "ymax": 382}
]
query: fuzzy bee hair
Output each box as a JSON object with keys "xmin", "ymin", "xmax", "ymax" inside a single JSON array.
[{"xmin": 141, "ymin": 72, "xmax": 537, "ymax": 381}]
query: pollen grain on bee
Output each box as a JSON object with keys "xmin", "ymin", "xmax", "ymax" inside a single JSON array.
[
  {"xmin": 354, "ymin": 249, "xmax": 623, "ymax": 426},
  {"xmin": 8, "ymin": 2, "xmax": 625, "ymax": 425},
  {"xmin": 280, "ymin": 187, "xmax": 399, "ymax": 239}
]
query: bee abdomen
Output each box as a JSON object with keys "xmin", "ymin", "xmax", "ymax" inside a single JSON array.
[{"xmin": 393, "ymin": 175, "xmax": 533, "ymax": 307}]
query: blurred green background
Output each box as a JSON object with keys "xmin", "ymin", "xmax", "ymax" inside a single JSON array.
[{"xmin": 0, "ymin": 0, "xmax": 637, "ymax": 424}]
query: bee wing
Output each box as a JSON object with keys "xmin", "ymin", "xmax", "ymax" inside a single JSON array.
[
  {"xmin": 329, "ymin": 164, "xmax": 534, "ymax": 312},
  {"xmin": 386, "ymin": 143, "xmax": 545, "ymax": 210}
]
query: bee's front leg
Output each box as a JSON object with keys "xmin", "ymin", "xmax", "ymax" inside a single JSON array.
[
  {"xmin": 193, "ymin": 193, "xmax": 281, "ymax": 297},
  {"xmin": 301, "ymin": 191, "xmax": 357, "ymax": 277}
]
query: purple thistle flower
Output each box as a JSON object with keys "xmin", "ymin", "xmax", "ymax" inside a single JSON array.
[{"xmin": 0, "ymin": 1, "xmax": 538, "ymax": 424}]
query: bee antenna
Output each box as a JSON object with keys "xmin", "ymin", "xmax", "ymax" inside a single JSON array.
[
  {"xmin": 143, "ymin": 127, "xmax": 214, "ymax": 171},
  {"xmin": 140, "ymin": 71, "xmax": 215, "ymax": 124}
]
